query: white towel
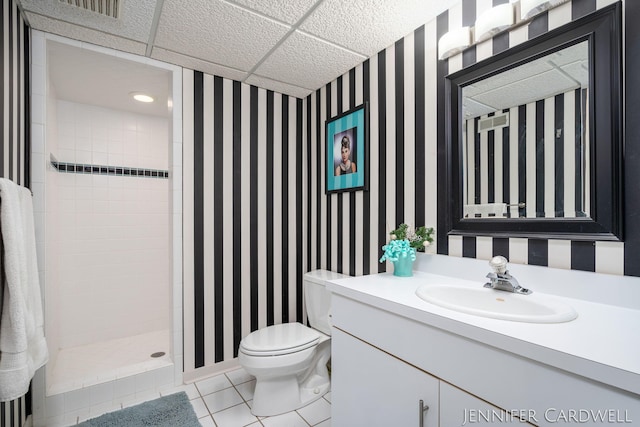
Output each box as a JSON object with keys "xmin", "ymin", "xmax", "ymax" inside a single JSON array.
[{"xmin": 0, "ymin": 178, "xmax": 48, "ymax": 402}]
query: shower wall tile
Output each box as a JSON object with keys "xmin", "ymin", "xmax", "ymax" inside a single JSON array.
[
  {"xmin": 55, "ymin": 100, "xmax": 168, "ymax": 170},
  {"xmin": 53, "ymin": 101, "xmax": 171, "ymax": 349},
  {"xmin": 45, "ymin": 73, "xmax": 62, "ymax": 382}
]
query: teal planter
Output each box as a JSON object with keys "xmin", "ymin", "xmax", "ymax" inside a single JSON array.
[{"xmin": 393, "ymin": 255, "xmax": 414, "ymax": 277}]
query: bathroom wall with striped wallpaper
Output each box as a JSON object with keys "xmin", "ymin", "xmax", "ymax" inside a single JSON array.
[
  {"xmin": 182, "ymin": 70, "xmax": 305, "ymax": 377},
  {"xmin": 180, "ymin": 11, "xmax": 443, "ymax": 376},
  {"xmin": 181, "ymin": 19, "xmax": 443, "ymax": 375},
  {"xmin": 303, "ymin": 24, "xmax": 439, "ymax": 278},
  {"xmin": 0, "ymin": 0, "xmax": 29, "ymax": 188},
  {"xmin": 0, "ymin": 1, "xmax": 31, "ymax": 427},
  {"xmin": 304, "ymin": 0, "xmax": 631, "ymax": 279},
  {"xmin": 182, "ymin": 0, "xmax": 639, "ymax": 376}
]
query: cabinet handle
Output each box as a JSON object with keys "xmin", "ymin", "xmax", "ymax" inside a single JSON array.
[{"xmin": 419, "ymin": 399, "xmax": 430, "ymax": 427}]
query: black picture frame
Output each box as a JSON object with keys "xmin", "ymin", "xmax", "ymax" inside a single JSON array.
[{"xmin": 325, "ymin": 103, "xmax": 369, "ymax": 194}]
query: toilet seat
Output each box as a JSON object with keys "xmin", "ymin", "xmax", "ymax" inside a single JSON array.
[{"xmin": 240, "ymin": 323, "xmax": 321, "ymax": 357}]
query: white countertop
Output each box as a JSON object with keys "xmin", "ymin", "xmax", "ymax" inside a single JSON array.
[{"xmin": 327, "ymin": 270, "xmax": 640, "ymax": 396}]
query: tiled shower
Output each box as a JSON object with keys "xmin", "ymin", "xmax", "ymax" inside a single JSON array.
[
  {"xmin": 45, "ymin": 99, "xmax": 171, "ymax": 394},
  {"xmin": 30, "ymin": 32, "xmax": 184, "ymax": 426}
]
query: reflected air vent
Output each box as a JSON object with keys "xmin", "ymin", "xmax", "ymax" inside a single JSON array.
[
  {"xmin": 58, "ymin": 0, "xmax": 120, "ymax": 19},
  {"xmin": 478, "ymin": 112, "xmax": 509, "ymax": 132}
]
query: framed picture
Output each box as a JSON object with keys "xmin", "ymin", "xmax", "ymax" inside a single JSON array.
[{"xmin": 325, "ymin": 102, "xmax": 368, "ymax": 194}]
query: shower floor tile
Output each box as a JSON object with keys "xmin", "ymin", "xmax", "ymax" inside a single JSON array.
[{"xmin": 48, "ymin": 329, "xmax": 171, "ymax": 395}]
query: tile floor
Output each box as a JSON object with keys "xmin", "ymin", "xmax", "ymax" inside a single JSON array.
[
  {"xmin": 67, "ymin": 367, "xmax": 331, "ymax": 427},
  {"xmin": 175, "ymin": 368, "xmax": 331, "ymax": 427}
]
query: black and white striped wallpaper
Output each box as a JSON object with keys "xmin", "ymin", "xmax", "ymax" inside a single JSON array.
[
  {"xmin": 303, "ymin": 29, "xmax": 439, "ymax": 278},
  {"xmin": 464, "ymin": 89, "xmax": 588, "ymax": 219},
  {"xmin": 183, "ymin": 0, "xmax": 638, "ymax": 374},
  {"xmin": 182, "ymin": 71, "xmax": 305, "ymax": 375},
  {"xmin": 0, "ymin": 0, "xmax": 28, "ymax": 187},
  {"xmin": 182, "ymin": 32, "xmax": 441, "ymax": 372},
  {"xmin": 0, "ymin": 0, "xmax": 30, "ymax": 426}
]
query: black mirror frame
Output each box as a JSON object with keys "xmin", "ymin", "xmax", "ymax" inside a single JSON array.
[{"xmin": 440, "ymin": 3, "xmax": 623, "ymax": 244}]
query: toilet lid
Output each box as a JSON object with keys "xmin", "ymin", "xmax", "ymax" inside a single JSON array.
[{"xmin": 240, "ymin": 323, "xmax": 321, "ymax": 356}]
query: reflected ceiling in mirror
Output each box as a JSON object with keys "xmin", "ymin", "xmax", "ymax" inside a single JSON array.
[
  {"xmin": 461, "ymin": 41, "xmax": 590, "ymax": 220},
  {"xmin": 463, "ymin": 42, "xmax": 588, "ymax": 119}
]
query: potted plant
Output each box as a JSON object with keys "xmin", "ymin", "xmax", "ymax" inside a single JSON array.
[{"xmin": 379, "ymin": 224, "xmax": 434, "ymax": 277}]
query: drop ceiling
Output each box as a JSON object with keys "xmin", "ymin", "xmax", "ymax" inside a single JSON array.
[{"xmin": 17, "ymin": 0, "xmax": 460, "ymax": 99}]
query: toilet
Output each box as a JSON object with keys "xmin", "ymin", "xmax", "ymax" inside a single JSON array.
[{"xmin": 238, "ymin": 269, "xmax": 347, "ymax": 417}]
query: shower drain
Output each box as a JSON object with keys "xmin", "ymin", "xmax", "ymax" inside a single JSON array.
[{"xmin": 150, "ymin": 351, "xmax": 166, "ymax": 358}]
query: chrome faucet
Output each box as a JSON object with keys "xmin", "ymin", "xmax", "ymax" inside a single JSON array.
[{"xmin": 483, "ymin": 256, "xmax": 532, "ymax": 295}]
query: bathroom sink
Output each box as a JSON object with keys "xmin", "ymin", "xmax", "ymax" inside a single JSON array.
[{"xmin": 415, "ymin": 284, "xmax": 578, "ymax": 323}]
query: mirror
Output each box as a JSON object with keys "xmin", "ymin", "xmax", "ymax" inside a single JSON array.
[
  {"xmin": 441, "ymin": 3, "xmax": 622, "ymax": 241},
  {"xmin": 461, "ymin": 41, "xmax": 590, "ymax": 220}
]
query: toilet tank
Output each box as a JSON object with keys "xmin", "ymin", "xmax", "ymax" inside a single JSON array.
[{"xmin": 304, "ymin": 270, "xmax": 349, "ymax": 336}]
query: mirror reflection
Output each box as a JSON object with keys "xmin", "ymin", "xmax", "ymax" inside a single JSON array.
[{"xmin": 461, "ymin": 41, "xmax": 590, "ymax": 220}]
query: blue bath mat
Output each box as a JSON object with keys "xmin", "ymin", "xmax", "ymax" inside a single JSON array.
[{"xmin": 77, "ymin": 392, "xmax": 200, "ymax": 427}]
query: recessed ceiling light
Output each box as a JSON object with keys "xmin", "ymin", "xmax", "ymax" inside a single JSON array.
[{"xmin": 130, "ymin": 92, "xmax": 154, "ymax": 103}]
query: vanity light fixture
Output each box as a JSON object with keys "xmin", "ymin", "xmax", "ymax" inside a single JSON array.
[
  {"xmin": 438, "ymin": 27, "xmax": 471, "ymax": 60},
  {"xmin": 130, "ymin": 92, "xmax": 154, "ymax": 103},
  {"xmin": 520, "ymin": 0, "xmax": 568, "ymax": 20},
  {"xmin": 475, "ymin": 3, "xmax": 515, "ymax": 43},
  {"xmin": 437, "ymin": 0, "xmax": 572, "ymax": 62}
]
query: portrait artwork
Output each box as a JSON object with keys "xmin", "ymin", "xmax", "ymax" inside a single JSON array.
[{"xmin": 325, "ymin": 103, "xmax": 368, "ymax": 193}]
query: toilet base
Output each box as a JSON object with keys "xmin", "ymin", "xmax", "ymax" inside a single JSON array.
[
  {"xmin": 251, "ymin": 373, "xmax": 329, "ymax": 416},
  {"xmin": 248, "ymin": 341, "xmax": 331, "ymax": 417}
]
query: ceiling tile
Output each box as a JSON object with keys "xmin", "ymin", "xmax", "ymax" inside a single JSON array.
[
  {"xmin": 473, "ymin": 70, "xmax": 577, "ymax": 110},
  {"xmin": 151, "ymin": 48, "xmax": 248, "ymax": 82},
  {"xmin": 463, "ymin": 97, "xmax": 496, "ymax": 120},
  {"xmin": 245, "ymin": 74, "xmax": 312, "ymax": 99},
  {"xmin": 154, "ymin": 0, "xmax": 291, "ymax": 72},
  {"xmin": 21, "ymin": 0, "xmax": 461, "ymax": 101},
  {"xmin": 547, "ymin": 41, "xmax": 588, "ymax": 67},
  {"xmin": 464, "ymin": 61, "xmax": 554, "ymax": 98},
  {"xmin": 299, "ymin": 0, "xmax": 460, "ymax": 56},
  {"xmin": 228, "ymin": 0, "xmax": 319, "ymax": 24},
  {"xmin": 26, "ymin": 13, "xmax": 147, "ymax": 56},
  {"xmin": 20, "ymin": 0, "xmax": 157, "ymax": 42},
  {"xmin": 560, "ymin": 62, "xmax": 589, "ymax": 87},
  {"xmin": 254, "ymin": 30, "xmax": 366, "ymax": 91},
  {"xmin": 464, "ymin": 40, "xmax": 588, "ymax": 111}
]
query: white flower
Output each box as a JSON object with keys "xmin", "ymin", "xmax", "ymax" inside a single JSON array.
[
  {"xmin": 390, "ymin": 234, "xmax": 397, "ymax": 240},
  {"xmin": 423, "ymin": 240, "xmax": 430, "ymax": 247}
]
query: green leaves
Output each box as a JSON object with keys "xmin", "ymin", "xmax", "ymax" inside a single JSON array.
[{"xmin": 389, "ymin": 223, "xmax": 434, "ymax": 252}]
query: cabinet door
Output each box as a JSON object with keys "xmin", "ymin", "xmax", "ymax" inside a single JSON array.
[
  {"xmin": 440, "ymin": 382, "xmax": 536, "ymax": 426},
  {"xmin": 332, "ymin": 328, "xmax": 439, "ymax": 426}
]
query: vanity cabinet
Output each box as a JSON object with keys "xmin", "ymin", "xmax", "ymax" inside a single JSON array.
[
  {"xmin": 332, "ymin": 327, "xmax": 528, "ymax": 426},
  {"xmin": 332, "ymin": 328, "xmax": 439, "ymax": 426},
  {"xmin": 329, "ymin": 289, "xmax": 640, "ymax": 427}
]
